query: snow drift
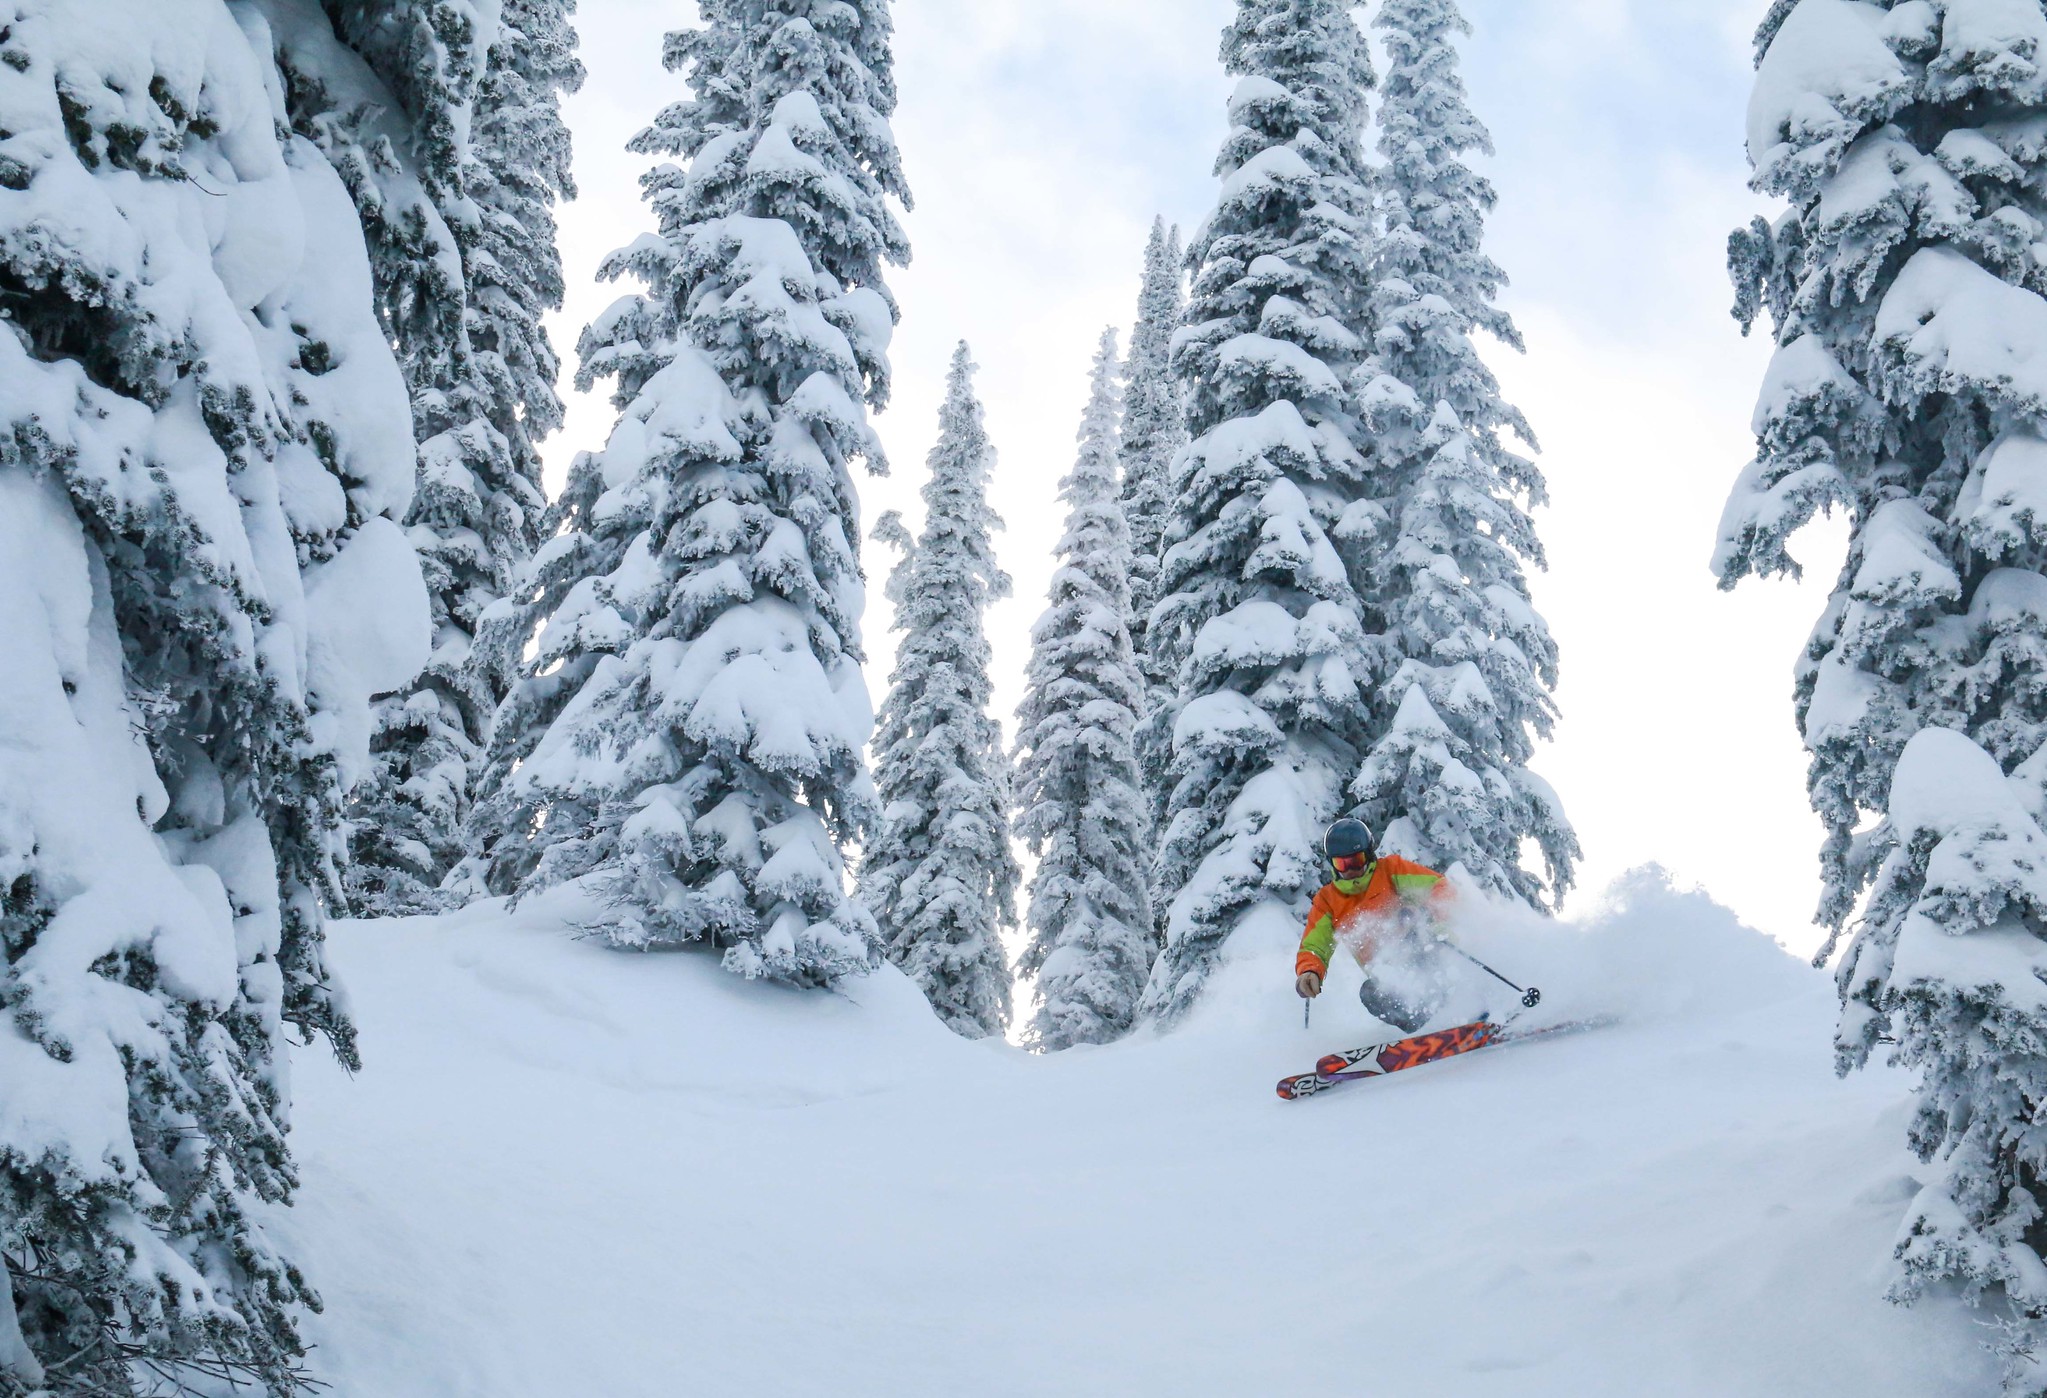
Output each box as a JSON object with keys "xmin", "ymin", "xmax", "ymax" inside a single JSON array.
[{"xmin": 282, "ymin": 871, "xmax": 1990, "ymax": 1397}]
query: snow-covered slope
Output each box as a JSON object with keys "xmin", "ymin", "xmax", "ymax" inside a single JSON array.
[{"xmin": 282, "ymin": 875, "xmax": 1991, "ymax": 1397}]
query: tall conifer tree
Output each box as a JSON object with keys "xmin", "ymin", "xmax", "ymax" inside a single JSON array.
[
  {"xmin": 1121, "ymin": 217, "xmax": 1189, "ymax": 723},
  {"xmin": 1352, "ymin": 0, "xmax": 1577, "ymax": 907},
  {"xmin": 312, "ymin": 0, "xmax": 583, "ymax": 914},
  {"xmin": 866, "ymin": 345, "xmax": 1019, "ymax": 1039},
  {"xmin": 1725, "ymin": 4, "xmax": 2047, "ymax": 1385},
  {"xmin": 470, "ymin": 0, "xmax": 909, "ymax": 984},
  {"xmin": 1015, "ymin": 330, "xmax": 1156, "ymax": 1050},
  {"xmin": 0, "ymin": 1, "xmax": 427, "ymax": 1388},
  {"xmin": 1139, "ymin": 0, "xmax": 1379, "ymax": 1025}
]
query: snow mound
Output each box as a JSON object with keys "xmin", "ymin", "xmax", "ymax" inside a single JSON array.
[{"xmin": 284, "ymin": 876, "xmax": 1990, "ymax": 1397}]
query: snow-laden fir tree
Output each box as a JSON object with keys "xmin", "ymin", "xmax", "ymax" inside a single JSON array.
[
  {"xmin": 261, "ymin": 3, "xmax": 473, "ymax": 914},
  {"xmin": 1138, "ymin": 0, "xmax": 1379, "ymax": 1025},
  {"xmin": 865, "ymin": 344, "xmax": 1020, "ymax": 1039},
  {"xmin": 435, "ymin": 0, "xmax": 582, "ymax": 898},
  {"xmin": 337, "ymin": 0, "xmax": 584, "ymax": 914},
  {"xmin": 1014, "ymin": 330, "xmax": 1156, "ymax": 1050},
  {"xmin": 1120, "ymin": 216, "xmax": 1188, "ymax": 723},
  {"xmin": 272, "ymin": 3, "xmax": 471, "ymax": 402},
  {"xmin": 1723, "ymin": 3, "xmax": 2047, "ymax": 1385},
  {"xmin": 320, "ymin": 1, "xmax": 492, "ymax": 206},
  {"xmin": 469, "ymin": 0, "xmax": 909, "ymax": 983},
  {"xmin": 1350, "ymin": 0, "xmax": 1578, "ymax": 908},
  {"xmin": 0, "ymin": 1, "xmax": 428, "ymax": 1390},
  {"xmin": 1859, "ymin": 730, "xmax": 2047, "ymax": 1392}
]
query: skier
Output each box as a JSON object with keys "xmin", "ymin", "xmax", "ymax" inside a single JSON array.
[{"xmin": 1294, "ymin": 819, "xmax": 1455, "ymax": 1033}]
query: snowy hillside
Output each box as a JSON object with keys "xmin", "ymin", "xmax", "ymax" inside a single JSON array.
[{"xmin": 284, "ymin": 875, "xmax": 1990, "ymax": 1397}]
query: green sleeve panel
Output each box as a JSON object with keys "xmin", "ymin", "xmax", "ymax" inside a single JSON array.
[
  {"xmin": 1300, "ymin": 911, "xmax": 1336, "ymax": 972},
  {"xmin": 1390, "ymin": 872, "xmax": 1442, "ymax": 898}
]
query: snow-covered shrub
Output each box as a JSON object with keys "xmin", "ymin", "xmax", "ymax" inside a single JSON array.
[
  {"xmin": 471, "ymin": 0, "xmax": 909, "ymax": 985},
  {"xmin": 1351, "ymin": 0, "xmax": 1578, "ymax": 908},
  {"xmin": 866, "ymin": 344, "xmax": 1018, "ymax": 1039},
  {"xmin": 0, "ymin": 0, "xmax": 427, "ymax": 1388},
  {"xmin": 1138, "ymin": 0, "xmax": 1380, "ymax": 1025},
  {"xmin": 1724, "ymin": 3, "xmax": 2047, "ymax": 1385},
  {"xmin": 1015, "ymin": 331, "xmax": 1156, "ymax": 1050}
]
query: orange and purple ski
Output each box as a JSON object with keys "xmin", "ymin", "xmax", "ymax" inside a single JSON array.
[{"xmin": 1276, "ymin": 1014, "xmax": 1615, "ymax": 1101}]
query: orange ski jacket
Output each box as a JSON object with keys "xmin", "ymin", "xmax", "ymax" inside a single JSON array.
[{"xmin": 1296, "ymin": 856, "xmax": 1452, "ymax": 980}]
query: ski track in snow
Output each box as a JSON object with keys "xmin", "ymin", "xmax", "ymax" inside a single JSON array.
[{"xmin": 280, "ymin": 877, "xmax": 1995, "ymax": 1397}]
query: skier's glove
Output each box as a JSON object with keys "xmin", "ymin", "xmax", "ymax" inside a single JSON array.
[{"xmin": 1296, "ymin": 971, "xmax": 1323, "ymax": 999}]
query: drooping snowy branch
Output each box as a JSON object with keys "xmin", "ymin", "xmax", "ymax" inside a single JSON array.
[{"xmin": 1845, "ymin": 730, "xmax": 2047, "ymax": 1386}]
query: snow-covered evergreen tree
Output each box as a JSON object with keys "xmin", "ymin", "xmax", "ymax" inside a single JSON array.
[
  {"xmin": 1120, "ymin": 216, "xmax": 1188, "ymax": 722},
  {"xmin": 272, "ymin": 4, "xmax": 470, "ymax": 397},
  {"xmin": 469, "ymin": 0, "xmax": 909, "ymax": 984},
  {"xmin": 0, "ymin": 1, "xmax": 427, "ymax": 1389},
  {"xmin": 1015, "ymin": 330, "xmax": 1155, "ymax": 1050},
  {"xmin": 337, "ymin": 0, "xmax": 583, "ymax": 914},
  {"xmin": 262, "ymin": 4, "xmax": 472, "ymax": 914},
  {"xmin": 1137, "ymin": 0, "xmax": 1379, "ymax": 1026},
  {"xmin": 1351, "ymin": 0, "xmax": 1577, "ymax": 907},
  {"xmin": 1848, "ymin": 730, "xmax": 2047, "ymax": 1392},
  {"xmin": 865, "ymin": 344, "xmax": 1019, "ymax": 1039},
  {"xmin": 1723, "ymin": 3, "xmax": 2047, "ymax": 1384},
  {"xmin": 321, "ymin": 2, "xmax": 488, "ymax": 189}
]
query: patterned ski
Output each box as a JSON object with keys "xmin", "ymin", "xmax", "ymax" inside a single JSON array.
[{"xmin": 1275, "ymin": 1015, "xmax": 1616, "ymax": 1101}]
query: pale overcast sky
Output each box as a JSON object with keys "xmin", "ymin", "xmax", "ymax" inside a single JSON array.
[{"xmin": 545, "ymin": 2, "xmax": 1847, "ymax": 956}]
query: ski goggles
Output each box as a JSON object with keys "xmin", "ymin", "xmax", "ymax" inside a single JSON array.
[{"xmin": 1331, "ymin": 851, "xmax": 1371, "ymax": 877}]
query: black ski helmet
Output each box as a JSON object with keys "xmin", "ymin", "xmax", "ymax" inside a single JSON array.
[{"xmin": 1324, "ymin": 818, "xmax": 1375, "ymax": 864}]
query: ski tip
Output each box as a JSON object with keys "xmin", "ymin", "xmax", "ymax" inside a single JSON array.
[{"xmin": 1315, "ymin": 1053, "xmax": 1347, "ymax": 1078}]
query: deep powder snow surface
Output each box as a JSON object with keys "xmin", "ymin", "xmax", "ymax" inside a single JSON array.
[{"xmin": 281, "ymin": 874, "xmax": 1994, "ymax": 1397}]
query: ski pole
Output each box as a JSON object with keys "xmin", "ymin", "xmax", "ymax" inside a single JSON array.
[
  {"xmin": 1304, "ymin": 997, "xmax": 1312, "ymax": 1031},
  {"xmin": 1439, "ymin": 942, "xmax": 1541, "ymax": 1008}
]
